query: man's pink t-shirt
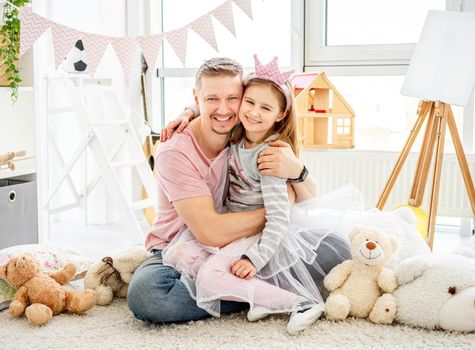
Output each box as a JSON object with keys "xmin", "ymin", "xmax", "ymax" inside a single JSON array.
[{"xmin": 145, "ymin": 127, "xmax": 230, "ymax": 251}]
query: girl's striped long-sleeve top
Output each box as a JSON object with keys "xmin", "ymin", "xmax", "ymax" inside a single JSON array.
[{"xmin": 225, "ymin": 137, "xmax": 290, "ymax": 272}]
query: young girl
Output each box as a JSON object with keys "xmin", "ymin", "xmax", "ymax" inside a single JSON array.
[{"xmin": 164, "ymin": 56, "xmax": 337, "ymax": 334}]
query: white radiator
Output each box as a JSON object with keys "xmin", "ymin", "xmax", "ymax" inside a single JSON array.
[{"xmin": 301, "ymin": 150, "xmax": 475, "ymax": 218}]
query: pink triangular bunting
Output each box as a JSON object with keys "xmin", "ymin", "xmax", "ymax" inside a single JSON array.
[
  {"xmin": 81, "ymin": 32, "xmax": 111, "ymax": 75},
  {"xmin": 52, "ymin": 23, "xmax": 82, "ymax": 69},
  {"xmin": 111, "ymin": 37, "xmax": 139, "ymax": 77},
  {"xmin": 189, "ymin": 14, "xmax": 218, "ymax": 52},
  {"xmin": 213, "ymin": 1, "xmax": 236, "ymax": 37},
  {"xmin": 233, "ymin": 0, "xmax": 253, "ymax": 20},
  {"xmin": 138, "ymin": 34, "xmax": 163, "ymax": 70},
  {"xmin": 19, "ymin": 7, "xmax": 52, "ymax": 56},
  {"xmin": 165, "ymin": 27, "xmax": 188, "ymax": 67}
]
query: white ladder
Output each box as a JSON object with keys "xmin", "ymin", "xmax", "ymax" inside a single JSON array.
[{"xmin": 41, "ymin": 76, "xmax": 157, "ymax": 243}]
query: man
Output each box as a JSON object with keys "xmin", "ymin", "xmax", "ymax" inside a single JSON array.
[{"xmin": 127, "ymin": 57, "xmax": 350, "ymax": 323}]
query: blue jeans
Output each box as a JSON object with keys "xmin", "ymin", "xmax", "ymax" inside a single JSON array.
[
  {"xmin": 127, "ymin": 249, "xmax": 246, "ymax": 323},
  {"xmin": 128, "ymin": 233, "xmax": 350, "ymax": 324}
]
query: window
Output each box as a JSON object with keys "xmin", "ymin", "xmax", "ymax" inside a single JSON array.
[
  {"xmin": 305, "ymin": 0, "xmax": 475, "ymax": 152},
  {"xmin": 147, "ymin": 0, "xmax": 292, "ymax": 129},
  {"xmin": 326, "ymin": 0, "xmax": 445, "ymax": 46}
]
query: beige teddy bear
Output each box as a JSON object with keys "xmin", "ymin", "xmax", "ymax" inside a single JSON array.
[
  {"xmin": 0, "ymin": 253, "xmax": 95, "ymax": 326},
  {"xmin": 84, "ymin": 247, "xmax": 151, "ymax": 305},
  {"xmin": 324, "ymin": 226, "xmax": 398, "ymax": 324}
]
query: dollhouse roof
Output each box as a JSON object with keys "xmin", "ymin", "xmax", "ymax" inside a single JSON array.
[
  {"xmin": 291, "ymin": 74, "xmax": 320, "ymax": 90},
  {"xmin": 291, "ymin": 72, "xmax": 355, "ymax": 115}
]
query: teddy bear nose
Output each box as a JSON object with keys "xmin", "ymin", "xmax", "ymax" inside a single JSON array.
[{"xmin": 366, "ymin": 241, "xmax": 377, "ymax": 250}]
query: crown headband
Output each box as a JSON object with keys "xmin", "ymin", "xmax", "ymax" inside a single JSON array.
[{"xmin": 243, "ymin": 55, "xmax": 294, "ymax": 112}]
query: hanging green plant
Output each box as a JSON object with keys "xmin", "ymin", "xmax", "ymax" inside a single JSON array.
[{"xmin": 0, "ymin": 0, "xmax": 30, "ymax": 103}]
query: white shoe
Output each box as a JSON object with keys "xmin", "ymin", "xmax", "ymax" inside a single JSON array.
[
  {"xmin": 247, "ymin": 305, "xmax": 273, "ymax": 322},
  {"xmin": 286, "ymin": 304, "xmax": 325, "ymax": 335}
]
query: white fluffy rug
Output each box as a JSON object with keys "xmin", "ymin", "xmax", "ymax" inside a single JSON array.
[{"xmin": 0, "ymin": 299, "xmax": 473, "ymax": 350}]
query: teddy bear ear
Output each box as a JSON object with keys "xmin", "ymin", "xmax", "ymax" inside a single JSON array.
[
  {"xmin": 396, "ymin": 255, "xmax": 431, "ymax": 286},
  {"xmin": 348, "ymin": 226, "xmax": 365, "ymax": 241}
]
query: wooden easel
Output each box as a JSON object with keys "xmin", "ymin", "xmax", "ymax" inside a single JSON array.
[{"xmin": 376, "ymin": 100, "xmax": 475, "ymax": 249}]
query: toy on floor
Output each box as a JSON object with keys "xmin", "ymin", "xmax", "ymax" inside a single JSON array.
[
  {"xmin": 84, "ymin": 247, "xmax": 151, "ymax": 305},
  {"xmin": 394, "ymin": 247, "xmax": 475, "ymax": 332},
  {"xmin": 0, "ymin": 253, "xmax": 95, "ymax": 326},
  {"xmin": 324, "ymin": 226, "xmax": 398, "ymax": 324},
  {"xmin": 0, "ymin": 150, "xmax": 26, "ymax": 172},
  {"xmin": 393, "ymin": 205, "xmax": 428, "ymax": 240}
]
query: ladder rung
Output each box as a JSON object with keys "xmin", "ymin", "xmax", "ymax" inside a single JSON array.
[
  {"xmin": 130, "ymin": 199, "xmax": 154, "ymax": 210},
  {"xmin": 111, "ymin": 159, "xmax": 145, "ymax": 167},
  {"xmin": 48, "ymin": 107, "xmax": 73, "ymax": 114},
  {"xmin": 94, "ymin": 119, "xmax": 129, "ymax": 126}
]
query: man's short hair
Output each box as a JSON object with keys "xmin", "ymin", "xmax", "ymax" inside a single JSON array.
[{"xmin": 195, "ymin": 57, "xmax": 243, "ymax": 90}]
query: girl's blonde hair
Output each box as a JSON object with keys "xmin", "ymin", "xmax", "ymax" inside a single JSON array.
[{"xmin": 230, "ymin": 78, "xmax": 300, "ymax": 156}]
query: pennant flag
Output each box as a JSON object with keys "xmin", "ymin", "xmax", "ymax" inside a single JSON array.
[
  {"xmin": 165, "ymin": 27, "xmax": 188, "ymax": 67},
  {"xmin": 233, "ymin": 0, "xmax": 253, "ymax": 20},
  {"xmin": 17, "ymin": 0, "xmax": 255, "ymax": 76},
  {"xmin": 19, "ymin": 8, "xmax": 52, "ymax": 56},
  {"xmin": 189, "ymin": 14, "xmax": 218, "ymax": 52},
  {"xmin": 111, "ymin": 37, "xmax": 139, "ymax": 77},
  {"xmin": 82, "ymin": 32, "xmax": 111, "ymax": 75},
  {"xmin": 213, "ymin": 1, "xmax": 236, "ymax": 37},
  {"xmin": 52, "ymin": 24, "xmax": 82, "ymax": 68},
  {"xmin": 138, "ymin": 34, "xmax": 164, "ymax": 70}
]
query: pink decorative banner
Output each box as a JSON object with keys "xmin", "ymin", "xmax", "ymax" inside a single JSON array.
[
  {"xmin": 19, "ymin": 0, "xmax": 257, "ymax": 72},
  {"xmin": 52, "ymin": 24, "xmax": 82, "ymax": 68},
  {"xmin": 233, "ymin": 0, "xmax": 253, "ymax": 20},
  {"xmin": 19, "ymin": 7, "xmax": 52, "ymax": 56},
  {"xmin": 138, "ymin": 34, "xmax": 164, "ymax": 70},
  {"xmin": 213, "ymin": 1, "xmax": 236, "ymax": 37},
  {"xmin": 165, "ymin": 27, "xmax": 188, "ymax": 67},
  {"xmin": 82, "ymin": 33, "xmax": 111, "ymax": 75},
  {"xmin": 190, "ymin": 14, "xmax": 218, "ymax": 52},
  {"xmin": 112, "ymin": 37, "xmax": 139, "ymax": 77}
]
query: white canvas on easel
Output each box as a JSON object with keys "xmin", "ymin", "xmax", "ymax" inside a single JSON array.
[
  {"xmin": 401, "ymin": 10, "xmax": 475, "ymax": 107},
  {"xmin": 379, "ymin": 10, "xmax": 475, "ymax": 249}
]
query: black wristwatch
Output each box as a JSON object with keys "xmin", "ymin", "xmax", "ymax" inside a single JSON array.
[{"xmin": 289, "ymin": 165, "xmax": 308, "ymax": 183}]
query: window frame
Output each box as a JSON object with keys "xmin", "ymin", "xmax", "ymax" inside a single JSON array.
[
  {"xmin": 304, "ymin": 0, "xmax": 463, "ymax": 70},
  {"xmin": 304, "ymin": 0, "xmax": 475, "ymax": 152}
]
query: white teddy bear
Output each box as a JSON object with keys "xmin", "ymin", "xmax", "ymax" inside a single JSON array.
[
  {"xmin": 84, "ymin": 247, "xmax": 151, "ymax": 305},
  {"xmin": 324, "ymin": 226, "xmax": 399, "ymax": 324},
  {"xmin": 394, "ymin": 247, "xmax": 475, "ymax": 332}
]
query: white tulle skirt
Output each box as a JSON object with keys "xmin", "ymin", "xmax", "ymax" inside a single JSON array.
[{"xmin": 163, "ymin": 183, "xmax": 428, "ymax": 316}]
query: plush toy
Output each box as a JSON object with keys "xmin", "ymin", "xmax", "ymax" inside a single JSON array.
[
  {"xmin": 84, "ymin": 247, "xmax": 151, "ymax": 305},
  {"xmin": 324, "ymin": 226, "xmax": 398, "ymax": 324},
  {"xmin": 0, "ymin": 253, "xmax": 95, "ymax": 326},
  {"xmin": 393, "ymin": 248, "xmax": 475, "ymax": 332}
]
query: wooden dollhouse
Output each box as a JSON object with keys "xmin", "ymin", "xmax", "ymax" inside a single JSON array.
[{"xmin": 291, "ymin": 72, "xmax": 355, "ymax": 149}]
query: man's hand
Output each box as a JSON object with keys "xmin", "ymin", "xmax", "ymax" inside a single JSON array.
[
  {"xmin": 258, "ymin": 140, "xmax": 303, "ymax": 179},
  {"xmin": 230, "ymin": 258, "xmax": 257, "ymax": 280},
  {"xmin": 160, "ymin": 109, "xmax": 195, "ymax": 142}
]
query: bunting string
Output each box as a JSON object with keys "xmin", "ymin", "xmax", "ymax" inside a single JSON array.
[{"xmin": 19, "ymin": 0, "xmax": 255, "ymax": 76}]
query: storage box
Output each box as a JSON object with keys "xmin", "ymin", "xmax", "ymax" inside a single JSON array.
[{"xmin": 0, "ymin": 179, "xmax": 38, "ymax": 249}]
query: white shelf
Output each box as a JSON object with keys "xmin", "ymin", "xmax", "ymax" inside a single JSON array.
[{"xmin": 0, "ymin": 168, "xmax": 36, "ymax": 180}]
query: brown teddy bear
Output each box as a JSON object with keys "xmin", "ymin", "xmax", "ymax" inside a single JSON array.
[{"xmin": 0, "ymin": 253, "xmax": 96, "ymax": 326}]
